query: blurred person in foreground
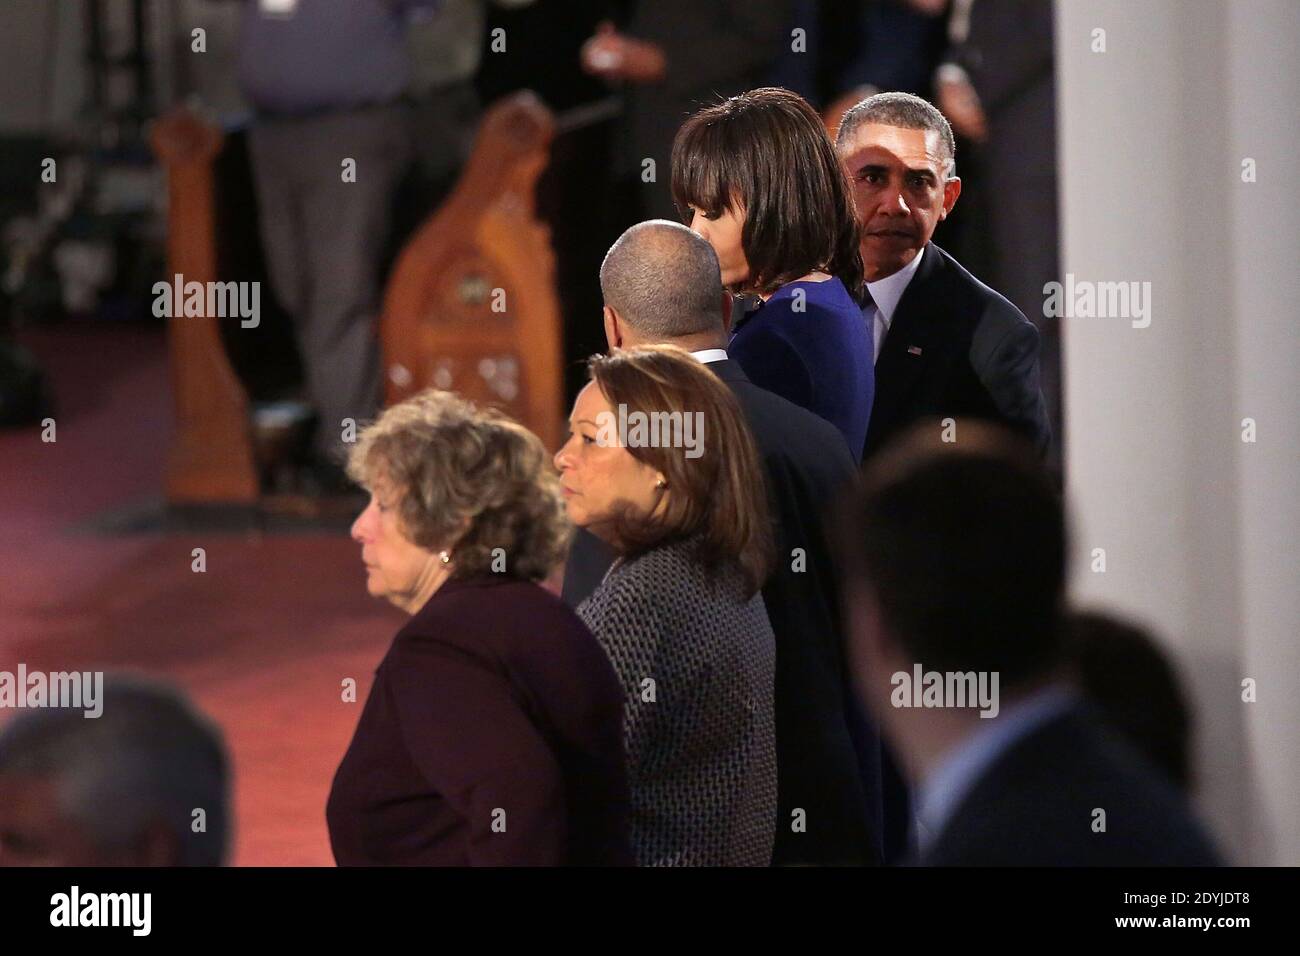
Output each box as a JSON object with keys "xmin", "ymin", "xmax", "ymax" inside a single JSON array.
[
  {"xmin": 836, "ymin": 421, "xmax": 1221, "ymax": 865},
  {"xmin": 327, "ymin": 390, "xmax": 631, "ymax": 865},
  {"xmin": 563, "ymin": 220, "xmax": 879, "ymax": 866},
  {"xmin": 555, "ymin": 346, "xmax": 777, "ymax": 866},
  {"xmin": 1065, "ymin": 609, "xmax": 1194, "ymax": 792},
  {"xmin": 0, "ymin": 675, "xmax": 229, "ymax": 866}
]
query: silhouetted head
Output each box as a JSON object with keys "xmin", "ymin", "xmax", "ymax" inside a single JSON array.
[
  {"xmin": 1064, "ymin": 609, "xmax": 1193, "ymax": 789},
  {"xmin": 837, "ymin": 420, "xmax": 1068, "ymax": 724},
  {"xmin": 0, "ymin": 675, "xmax": 229, "ymax": 866}
]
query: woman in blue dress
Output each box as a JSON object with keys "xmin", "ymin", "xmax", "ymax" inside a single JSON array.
[{"xmin": 671, "ymin": 87, "xmax": 873, "ymax": 458}]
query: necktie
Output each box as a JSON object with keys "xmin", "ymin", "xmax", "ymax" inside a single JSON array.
[{"xmin": 863, "ymin": 289, "xmax": 886, "ymax": 364}]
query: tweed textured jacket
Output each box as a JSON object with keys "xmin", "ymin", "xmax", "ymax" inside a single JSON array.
[{"xmin": 578, "ymin": 535, "xmax": 777, "ymax": 866}]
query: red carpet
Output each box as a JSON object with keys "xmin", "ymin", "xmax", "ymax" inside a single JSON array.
[{"xmin": 0, "ymin": 322, "xmax": 404, "ymax": 865}]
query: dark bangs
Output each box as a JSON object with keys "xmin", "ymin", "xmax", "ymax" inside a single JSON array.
[
  {"xmin": 671, "ymin": 88, "xmax": 864, "ymax": 298},
  {"xmin": 671, "ymin": 109, "xmax": 751, "ymax": 222}
]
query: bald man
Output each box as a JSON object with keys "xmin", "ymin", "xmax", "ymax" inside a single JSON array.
[{"xmin": 563, "ymin": 220, "xmax": 884, "ymax": 866}]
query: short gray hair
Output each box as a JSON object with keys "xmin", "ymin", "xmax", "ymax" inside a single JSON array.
[
  {"xmin": 0, "ymin": 674, "xmax": 230, "ymax": 866},
  {"xmin": 837, "ymin": 91, "xmax": 957, "ymax": 179},
  {"xmin": 598, "ymin": 220, "xmax": 725, "ymax": 339}
]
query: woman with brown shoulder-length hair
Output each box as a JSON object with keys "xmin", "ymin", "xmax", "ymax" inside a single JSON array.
[
  {"xmin": 554, "ymin": 344, "xmax": 778, "ymax": 866},
  {"xmin": 672, "ymin": 86, "xmax": 875, "ymax": 459}
]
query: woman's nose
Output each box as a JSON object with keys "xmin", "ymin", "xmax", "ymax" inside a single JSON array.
[{"xmin": 350, "ymin": 504, "xmax": 371, "ymax": 542}]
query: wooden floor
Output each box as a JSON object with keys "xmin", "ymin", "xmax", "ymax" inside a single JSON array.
[{"xmin": 0, "ymin": 321, "xmax": 404, "ymax": 865}]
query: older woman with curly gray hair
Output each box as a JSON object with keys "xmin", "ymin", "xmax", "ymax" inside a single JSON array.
[{"xmin": 326, "ymin": 390, "xmax": 632, "ymax": 866}]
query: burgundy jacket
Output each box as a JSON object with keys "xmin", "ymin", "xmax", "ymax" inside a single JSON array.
[{"xmin": 327, "ymin": 574, "xmax": 632, "ymax": 865}]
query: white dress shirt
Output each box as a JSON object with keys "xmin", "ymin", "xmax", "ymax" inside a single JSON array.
[
  {"xmin": 914, "ymin": 682, "xmax": 1078, "ymax": 856},
  {"xmin": 866, "ymin": 245, "xmax": 926, "ymax": 364},
  {"xmin": 689, "ymin": 348, "xmax": 729, "ymax": 365}
]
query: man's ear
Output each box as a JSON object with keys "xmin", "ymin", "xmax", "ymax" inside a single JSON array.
[
  {"xmin": 939, "ymin": 176, "xmax": 962, "ymax": 221},
  {"xmin": 720, "ymin": 291, "xmax": 734, "ymax": 336},
  {"xmin": 602, "ymin": 305, "xmax": 622, "ymax": 350}
]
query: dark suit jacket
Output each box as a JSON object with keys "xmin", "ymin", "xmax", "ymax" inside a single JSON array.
[
  {"xmin": 327, "ymin": 575, "xmax": 632, "ymax": 866},
  {"xmin": 921, "ymin": 706, "xmax": 1222, "ymax": 866},
  {"xmin": 864, "ymin": 242, "xmax": 1051, "ymax": 460},
  {"xmin": 948, "ymin": 0, "xmax": 1062, "ymax": 467},
  {"xmin": 563, "ymin": 358, "xmax": 880, "ymax": 865},
  {"xmin": 617, "ymin": 0, "xmax": 792, "ymax": 219}
]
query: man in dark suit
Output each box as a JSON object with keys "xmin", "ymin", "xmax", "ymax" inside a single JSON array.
[
  {"xmin": 835, "ymin": 91, "xmax": 1051, "ymax": 463},
  {"xmin": 837, "ymin": 421, "xmax": 1222, "ymax": 866},
  {"xmin": 563, "ymin": 220, "xmax": 881, "ymax": 866},
  {"xmin": 579, "ymin": 2, "xmax": 791, "ymax": 221},
  {"xmin": 935, "ymin": 0, "xmax": 1062, "ymax": 467}
]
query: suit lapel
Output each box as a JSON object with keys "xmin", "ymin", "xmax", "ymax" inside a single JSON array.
[{"xmin": 867, "ymin": 244, "xmax": 948, "ymax": 445}]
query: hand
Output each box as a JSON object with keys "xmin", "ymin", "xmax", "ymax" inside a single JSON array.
[
  {"xmin": 902, "ymin": 0, "xmax": 948, "ymax": 17},
  {"xmin": 936, "ymin": 71, "xmax": 988, "ymax": 143},
  {"xmin": 580, "ymin": 21, "xmax": 666, "ymax": 84}
]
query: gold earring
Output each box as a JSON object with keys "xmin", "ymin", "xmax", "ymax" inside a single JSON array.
[
  {"xmin": 654, "ymin": 478, "xmax": 666, "ymax": 490},
  {"xmin": 439, "ymin": 551, "xmax": 451, "ymax": 564}
]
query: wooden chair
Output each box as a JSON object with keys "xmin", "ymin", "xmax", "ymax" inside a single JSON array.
[
  {"xmin": 150, "ymin": 111, "xmax": 259, "ymax": 506},
  {"xmin": 381, "ymin": 91, "xmax": 565, "ymax": 452},
  {"xmin": 150, "ymin": 91, "xmax": 566, "ymax": 507}
]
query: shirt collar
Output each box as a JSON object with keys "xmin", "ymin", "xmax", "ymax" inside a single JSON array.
[
  {"xmin": 915, "ymin": 682, "xmax": 1079, "ymax": 854},
  {"xmin": 865, "ymin": 244, "xmax": 926, "ymax": 322},
  {"xmin": 689, "ymin": 348, "xmax": 729, "ymax": 364}
]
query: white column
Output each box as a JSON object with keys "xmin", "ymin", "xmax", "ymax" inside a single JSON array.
[{"xmin": 1056, "ymin": 0, "xmax": 1299, "ymax": 864}]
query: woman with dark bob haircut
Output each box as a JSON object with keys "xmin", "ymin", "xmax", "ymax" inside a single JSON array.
[
  {"xmin": 672, "ymin": 86, "xmax": 874, "ymax": 457},
  {"xmin": 327, "ymin": 390, "xmax": 632, "ymax": 866},
  {"xmin": 554, "ymin": 345, "xmax": 778, "ymax": 866}
]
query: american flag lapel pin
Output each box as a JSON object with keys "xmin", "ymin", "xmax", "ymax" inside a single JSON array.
[{"xmin": 907, "ymin": 345, "xmax": 923, "ymax": 356}]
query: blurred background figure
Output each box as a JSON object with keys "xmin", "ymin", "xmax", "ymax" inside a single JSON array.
[
  {"xmin": 0, "ymin": 675, "xmax": 230, "ymax": 866},
  {"xmin": 837, "ymin": 421, "xmax": 1221, "ymax": 865},
  {"xmin": 236, "ymin": 0, "xmax": 440, "ymax": 487},
  {"xmin": 579, "ymin": 1, "xmax": 791, "ymax": 222},
  {"xmin": 403, "ymin": 0, "xmax": 487, "ymax": 212},
  {"xmin": 774, "ymin": 0, "xmax": 949, "ymax": 120},
  {"xmin": 557, "ymin": 346, "xmax": 777, "ymax": 866},
  {"xmin": 930, "ymin": 0, "xmax": 1062, "ymax": 468},
  {"xmin": 1065, "ymin": 608, "xmax": 1193, "ymax": 791},
  {"xmin": 400, "ymin": 0, "xmax": 544, "ymax": 219}
]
